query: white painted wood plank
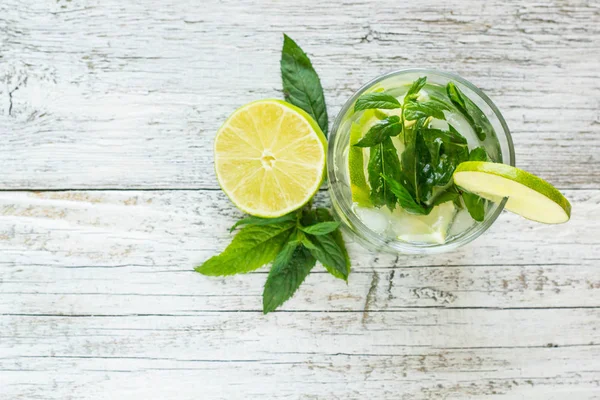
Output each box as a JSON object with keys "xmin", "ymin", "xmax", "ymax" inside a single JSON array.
[
  {"xmin": 0, "ymin": 189, "xmax": 598, "ymax": 398},
  {"xmin": 0, "ymin": 189, "xmax": 596, "ymax": 273},
  {"xmin": 1, "ymin": 0, "xmax": 599, "ymax": 189},
  {"xmin": 1, "ymin": 311, "xmax": 599, "ymax": 399},
  {"xmin": 0, "ymin": 189, "xmax": 596, "ymax": 311},
  {"xmin": 1, "ymin": 260, "xmax": 599, "ymax": 314}
]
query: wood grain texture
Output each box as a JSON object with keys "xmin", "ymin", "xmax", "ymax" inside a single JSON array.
[
  {"xmin": 0, "ymin": 189, "xmax": 599, "ymax": 399},
  {"xmin": 0, "ymin": 0, "xmax": 599, "ymax": 189},
  {"xmin": 1, "ymin": 0, "xmax": 600, "ymax": 398},
  {"xmin": 1, "ymin": 312, "xmax": 599, "ymax": 400}
]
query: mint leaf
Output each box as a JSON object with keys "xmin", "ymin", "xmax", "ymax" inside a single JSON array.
[
  {"xmin": 303, "ymin": 234, "xmax": 349, "ymax": 281},
  {"xmin": 431, "ymin": 190, "xmax": 460, "ymax": 206},
  {"xmin": 368, "ymin": 137, "xmax": 402, "ymax": 210},
  {"xmin": 428, "ymin": 92, "xmax": 455, "ymax": 110},
  {"xmin": 403, "ymin": 100, "xmax": 448, "ymax": 121},
  {"xmin": 400, "ymin": 119, "xmax": 421, "ymax": 199},
  {"xmin": 195, "ymin": 222, "xmax": 295, "ymax": 276},
  {"xmin": 446, "ymin": 82, "xmax": 467, "ymax": 109},
  {"xmin": 299, "ymin": 221, "xmax": 340, "ymax": 235},
  {"xmin": 432, "ymin": 152, "xmax": 465, "ymax": 187},
  {"xmin": 402, "ymin": 125, "xmax": 435, "ymax": 204},
  {"xmin": 405, "ymin": 76, "xmax": 427, "ymax": 101},
  {"xmin": 281, "ymin": 34, "xmax": 328, "ymax": 135},
  {"xmin": 314, "ymin": 208, "xmax": 350, "ymax": 280},
  {"xmin": 314, "ymin": 208, "xmax": 334, "ymax": 221},
  {"xmin": 229, "ymin": 213, "xmax": 297, "ymax": 233},
  {"xmin": 469, "ymin": 147, "xmax": 489, "ymax": 161},
  {"xmin": 459, "ymin": 145, "xmax": 489, "ymax": 222},
  {"xmin": 462, "ymin": 191, "xmax": 485, "ymax": 222},
  {"xmin": 426, "ymin": 136, "xmax": 444, "ymax": 167},
  {"xmin": 446, "ymin": 82, "xmax": 491, "ymax": 141},
  {"xmin": 354, "ymin": 93, "xmax": 401, "ymax": 112},
  {"xmin": 381, "ymin": 174, "xmax": 429, "ymax": 215},
  {"xmin": 262, "ymin": 242, "xmax": 316, "ymax": 314},
  {"xmin": 421, "ymin": 128, "xmax": 468, "ymax": 147},
  {"xmin": 422, "ymin": 127, "xmax": 469, "ymax": 188},
  {"xmin": 354, "ymin": 116, "xmax": 402, "ymax": 148},
  {"xmin": 414, "ymin": 130, "xmax": 436, "ymax": 203}
]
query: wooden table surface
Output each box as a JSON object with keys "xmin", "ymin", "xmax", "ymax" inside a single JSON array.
[{"xmin": 1, "ymin": 1, "xmax": 599, "ymax": 399}]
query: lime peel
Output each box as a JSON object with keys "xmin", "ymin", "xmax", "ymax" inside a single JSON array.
[
  {"xmin": 453, "ymin": 162, "xmax": 571, "ymax": 224},
  {"xmin": 214, "ymin": 99, "xmax": 327, "ymax": 218}
]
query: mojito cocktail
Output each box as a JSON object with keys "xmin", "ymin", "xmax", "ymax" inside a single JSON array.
[{"xmin": 328, "ymin": 69, "xmax": 515, "ymax": 253}]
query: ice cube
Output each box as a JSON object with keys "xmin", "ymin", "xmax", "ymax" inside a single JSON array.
[
  {"xmin": 390, "ymin": 202, "xmax": 457, "ymax": 244},
  {"xmin": 353, "ymin": 205, "xmax": 391, "ymax": 234},
  {"xmin": 445, "ymin": 112, "xmax": 480, "ymax": 149},
  {"xmin": 448, "ymin": 208, "xmax": 476, "ymax": 238}
]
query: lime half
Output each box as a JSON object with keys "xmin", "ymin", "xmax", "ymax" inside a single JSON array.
[
  {"xmin": 453, "ymin": 162, "xmax": 571, "ymax": 224},
  {"xmin": 214, "ymin": 100, "xmax": 327, "ymax": 218}
]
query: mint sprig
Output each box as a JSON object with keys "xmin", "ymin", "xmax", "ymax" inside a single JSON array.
[
  {"xmin": 352, "ymin": 76, "xmax": 494, "ymax": 219},
  {"xmin": 368, "ymin": 137, "xmax": 403, "ymax": 210},
  {"xmin": 299, "ymin": 221, "xmax": 340, "ymax": 235},
  {"xmin": 354, "ymin": 92, "xmax": 401, "ymax": 111},
  {"xmin": 381, "ymin": 174, "xmax": 429, "ymax": 215},
  {"xmin": 281, "ymin": 34, "xmax": 329, "ymax": 136},
  {"xmin": 302, "ymin": 234, "xmax": 349, "ymax": 282},
  {"xmin": 195, "ymin": 221, "xmax": 295, "ymax": 276},
  {"xmin": 263, "ymin": 235, "xmax": 316, "ymax": 314},
  {"xmin": 446, "ymin": 82, "xmax": 491, "ymax": 141},
  {"xmin": 403, "ymin": 100, "xmax": 448, "ymax": 121},
  {"xmin": 313, "ymin": 207, "xmax": 351, "ymax": 281},
  {"xmin": 353, "ymin": 116, "xmax": 403, "ymax": 148},
  {"xmin": 197, "ymin": 204, "xmax": 351, "ymax": 312},
  {"xmin": 405, "ymin": 76, "xmax": 427, "ymax": 101},
  {"xmin": 197, "ymin": 35, "xmax": 350, "ymax": 314}
]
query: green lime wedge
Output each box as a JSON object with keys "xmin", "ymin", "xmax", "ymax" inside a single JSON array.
[
  {"xmin": 348, "ymin": 111, "xmax": 378, "ymax": 207},
  {"xmin": 453, "ymin": 162, "xmax": 571, "ymax": 224},
  {"xmin": 348, "ymin": 122, "xmax": 370, "ymax": 206}
]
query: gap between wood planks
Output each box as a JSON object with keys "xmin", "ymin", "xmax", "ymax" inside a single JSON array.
[
  {"xmin": 3, "ymin": 305, "xmax": 600, "ymax": 318},
  {"xmin": 0, "ymin": 187, "xmax": 596, "ymax": 192}
]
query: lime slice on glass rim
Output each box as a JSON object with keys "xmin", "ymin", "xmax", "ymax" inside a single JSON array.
[
  {"xmin": 453, "ymin": 162, "xmax": 571, "ymax": 224},
  {"xmin": 214, "ymin": 99, "xmax": 327, "ymax": 218}
]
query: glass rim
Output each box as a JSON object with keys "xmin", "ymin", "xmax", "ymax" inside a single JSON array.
[{"xmin": 327, "ymin": 68, "xmax": 516, "ymax": 254}]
